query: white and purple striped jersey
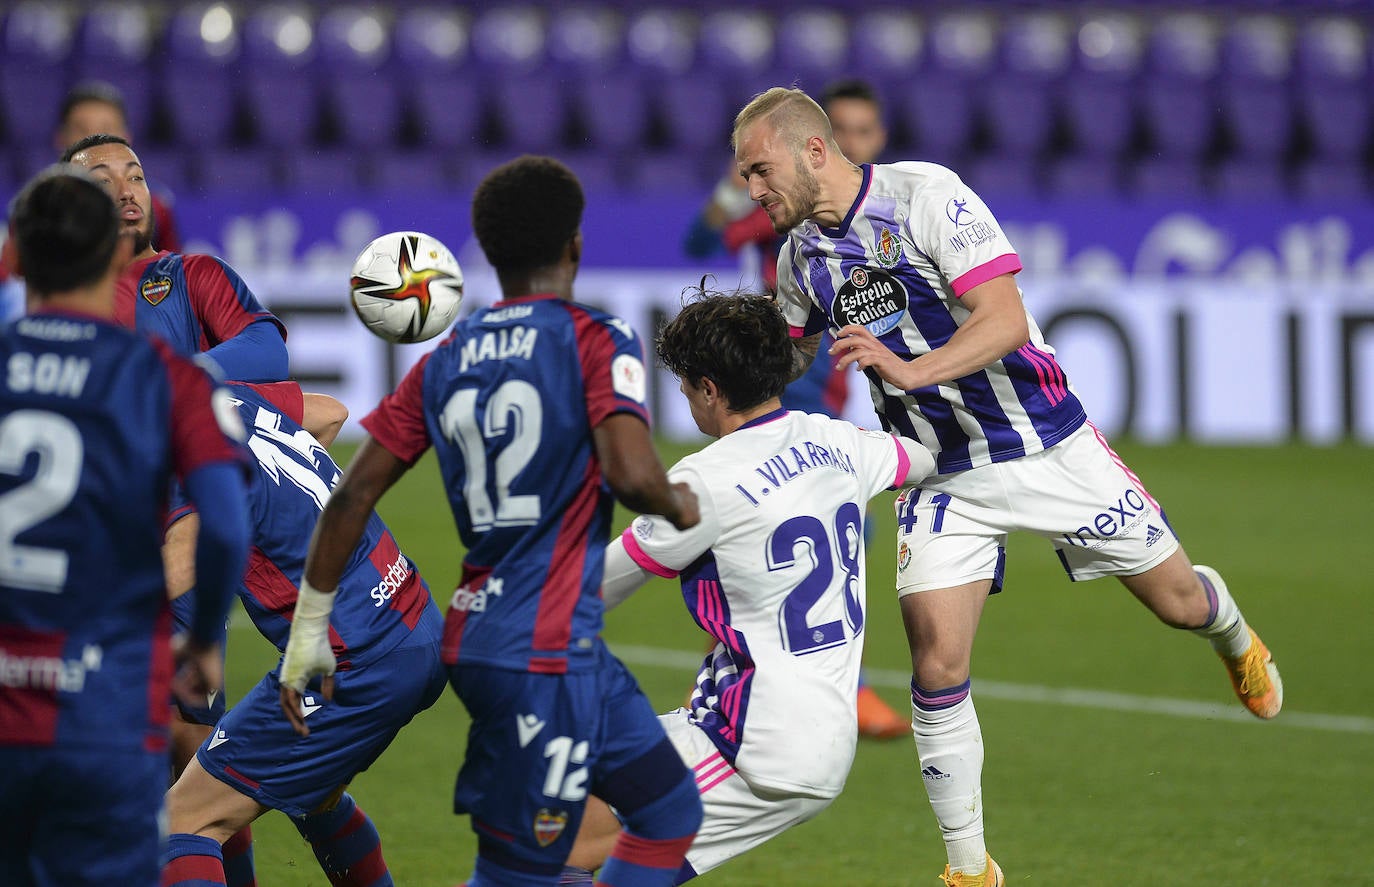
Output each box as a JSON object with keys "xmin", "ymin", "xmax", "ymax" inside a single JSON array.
[
  {"xmin": 618, "ymin": 409, "xmax": 932, "ymax": 797},
  {"xmin": 777, "ymin": 162, "xmax": 1086, "ymax": 474}
]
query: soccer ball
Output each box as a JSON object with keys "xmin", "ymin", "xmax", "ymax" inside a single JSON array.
[{"xmin": 349, "ymin": 231, "xmax": 464, "ymax": 343}]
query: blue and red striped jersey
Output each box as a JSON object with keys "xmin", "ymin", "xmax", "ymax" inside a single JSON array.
[
  {"xmin": 0, "ymin": 309, "xmax": 246, "ymax": 753},
  {"xmin": 363, "ymin": 293, "xmax": 651, "ymax": 674},
  {"xmin": 115, "ymin": 251, "xmax": 285, "ymax": 364},
  {"xmin": 168, "ymin": 383, "xmax": 434, "ymax": 669}
]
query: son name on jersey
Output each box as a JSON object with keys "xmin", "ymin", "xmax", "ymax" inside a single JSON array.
[
  {"xmin": 6, "ymin": 351, "xmax": 91, "ymax": 398},
  {"xmin": 458, "ymin": 325, "xmax": 538, "ymax": 372},
  {"xmin": 735, "ymin": 440, "xmax": 857, "ymax": 506}
]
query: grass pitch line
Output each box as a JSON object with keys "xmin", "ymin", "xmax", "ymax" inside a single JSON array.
[{"xmin": 609, "ymin": 643, "xmax": 1374, "ymax": 737}]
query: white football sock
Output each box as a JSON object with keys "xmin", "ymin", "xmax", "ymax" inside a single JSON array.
[
  {"xmin": 1191, "ymin": 566, "xmax": 1250, "ymax": 658},
  {"xmin": 911, "ymin": 681, "xmax": 987, "ymax": 875}
]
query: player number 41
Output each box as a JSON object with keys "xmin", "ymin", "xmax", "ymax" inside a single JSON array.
[{"xmin": 897, "ymin": 489, "xmax": 950, "ymax": 535}]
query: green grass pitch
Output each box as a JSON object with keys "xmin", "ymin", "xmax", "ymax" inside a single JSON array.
[{"xmin": 223, "ymin": 438, "xmax": 1373, "ymax": 885}]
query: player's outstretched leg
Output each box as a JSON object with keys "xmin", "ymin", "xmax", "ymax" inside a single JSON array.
[
  {"xmin": 293, "ymin": 792, "xmax": 392, "ymax": 887},
  {"xmin": 911, "ymin": 680, "xmax": 1002, "ymax": 887},
  {"xmin": 161, "ymin": 833, "xmax": 227, "ymax": 886},
  {"xmin": 1192, "ymin": 565, "xmax": 1283, "ymax": 719}
]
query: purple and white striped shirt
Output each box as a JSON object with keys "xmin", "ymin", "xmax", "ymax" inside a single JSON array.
[{"xmin": 777, "ymin": 162, "xmax": 1086, "ymax": 474}]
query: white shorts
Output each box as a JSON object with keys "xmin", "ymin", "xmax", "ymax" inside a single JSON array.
[
  {"xmin": 894, "ymin": 423, "xmax": 1180, "ymax": 595},
  {"xmin": 658, "ymin": 709, "xmax": 834, "ymax": 879}
]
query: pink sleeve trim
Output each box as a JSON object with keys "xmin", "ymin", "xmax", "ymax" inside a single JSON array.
[
  {"xmin": 951, "ymin": 253, "xmax": 1022, "ymax": 298},
  {"xmin": 788, "ymin": 325, "xmax": 807, "ymax": 339},
  {"xmin": 621, "ymin": 527, "xmax": 679, "ymax": 578},
  {"xmin": 891, "ymin": 438, "xmax": 912, "ymax": 489}
]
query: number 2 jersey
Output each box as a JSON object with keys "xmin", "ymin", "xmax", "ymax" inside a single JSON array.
[
  {"xmin": 168, "ymin": 382, "xmax": 436, "ymax": 668},
  {"xmin": 777, "ymin": 162, "xmax": 1087, "ymax": 474},
  {"xmin": 0, "ymin": 310, "xmax": 246, "ymax": 753},
  {"xmin": 617, "ymin": 409, "xmax": 933, "ymax": 798},
  {"xmin": 362, "ymin": 293, "xmax": 651, "ymax": 675}
]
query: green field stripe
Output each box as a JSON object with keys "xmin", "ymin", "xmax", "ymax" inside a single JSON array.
[{"xmin": 609, "ymin": 643, "xmax": 1374, "ymax": 736}]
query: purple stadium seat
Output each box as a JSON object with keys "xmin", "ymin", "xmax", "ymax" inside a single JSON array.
[
  {"xmin": 553, "ymin": 151, "xmax": 618, "ymax": 194},
  {"xmin": 982, "ymin": 80, "xmax": 1055, "ymax": 157},
  {"xmin": 243, "ymin": 70, "xmax": 319, "ymax": 148},
  {"xmin": 1141, "ymin": 81, "xmax": 1215, "ymax": 159},
  {"xmin": 393, "ymin": 7, "xmax": 471, "ymax": 70},
  {"xmin": 193, "ymin": 148, "xmax": 280, "ymax": 195},
  {"xmin": 132, "ymin": 147, "xmax": 190, "ymax": 196},
  {"xmin": 71, "ymin": 5, "xmax": 155, "ymax": 137},
  {"xmin": 657, "ymin": 76, "xmax": 733, "ymax": 152},
  {"xmin": 573, "ymin": 72, "xmax": 650, "ymax": 152},
  {"xmin": 159, "ymin": 6, "xmax": 241, "ymax": 148},
  {"xmin": 1129, "ymin": 157, "xmax": 1205, "ymax": 199},
  {"xmin": 0, "ymin": 4, "xmax": 67, "ymax": 145},
  {"xmin": 1146, "ymin": 14, "xmax": 1219, "ymax": 82},
  {"xmin": 1062, "ymin": 80, "xmax": 1135, "ymax": 157},
  {"xmin": 409, "ymin": 74, "xmax": 483, "ymax": 150},
  {"xmin": 373, "ymin": 150, "xmax": 452, "ymax": 192},
  {"xmin": 998, "ymin": 12, "xmax": 1072, "ymax": 80},
  {"xmin": 624, "ymin": 9, "xmax": 697, "ymax": 77},
  {"xmin": 966, "ymin": 152, "xmax": 1038, "ymax": 200},
  {"xmin": 1220, "ymin": 16, "xmax": 1294, "ymax": 83},
  {"xmin": 629, "ymin": 149, "xmax": 716, "ymax": 194},
  {"xmin": 1048, "ymin": 153, "xmax": 1121, "ymax": 197},
  {"xmin": 316, "ymin": 7, "xmax": 390, "ymax": 71},
  {"xmin": 772, "ymin": 10, "xmax": 849, "ymax": 85},
  {"xmin": 1294, "ymin": 159, "xmax": 1367, "ymax": 202},
  {"xmin": 1300, "ymin": 89, "xmax": 1370, "ymax": 160},
  {"xmin": 546, "ymin": 7, "xmax": 626, "ymax": 72},
  {"xmin": 1295, "ymin": 17, "xmax": 1365, "ymax": 84},
  {"xmin": 926, "ymin": 12, "xmax": 997, "ymax": 75},
  {"xmin": 240, "ymin": 6, "xmax": 319, "ymax": 147},
  {"xmin": 280, "ymin": 148, "xmax": 367, "ymax": 193},
  {"xmin": 1212, "ymin": 157, "xmax": 1286, "ymax": 199},
  {"xmin": 1073, "ymin": 13, "xmax": 1144, "ymax": 78},
  {"xmin": 697, "ymin": 10, "xmax": 775, "ymax": 75},
  {"xmin": 470, "ymin": 6, "xmax": 547, "ymax": 74},
  {"xmin": 322, "ymin": 72, "xmax": 402, "ymax": 149},
  {"xmin": 898, "ymin": 74, "xmax": 977, "ymax": 163},
  {"xmin": 489, "ymin": 73, "xmax": 566, "ymax": 151},
  {"xmin": 848, "ymin": 10, "xmax": 924, "ymax": 77},
  {"xmin": 1219, "ymin": 83, "xmax": 1292, "ymax": 159}
]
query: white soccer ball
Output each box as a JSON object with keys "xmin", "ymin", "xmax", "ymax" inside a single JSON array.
[{"xmin": 349, "ymin": 231, "xmax": 464, "ymax": 344}]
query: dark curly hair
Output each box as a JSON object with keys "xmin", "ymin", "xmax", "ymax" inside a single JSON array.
[
  {"xmin": 59, "ymin": 133, "xmax": 131, "ymax": 163},
  {"xmin": 657, "ymin": 289, "xmax": 793, "ymax": 412},
  {"xmin": 471, "ymin": 155, "xmax": 584, "ymax": 274},
  {"xmin": 10, "ymin": 165, "xmax": 121, "ymax": 295}
]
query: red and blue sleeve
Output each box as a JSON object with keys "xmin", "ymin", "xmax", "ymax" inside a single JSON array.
[
  {"xmin": 572, "ymin": 309, "xmax": 650, "ymax": 429},
  {"xmin": 183, "ymin": 255, "xmax": 289, "ymax": 381}
]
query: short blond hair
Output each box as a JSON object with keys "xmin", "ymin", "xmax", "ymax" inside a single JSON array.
[{"xmin": 731, "ymin": 87, "xmax": 834, "ymax": 152}]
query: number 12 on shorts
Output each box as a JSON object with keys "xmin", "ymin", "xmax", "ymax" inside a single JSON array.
[{"xmin": 897, "ymin": 489, "xmax": 950, "ymax": 535}]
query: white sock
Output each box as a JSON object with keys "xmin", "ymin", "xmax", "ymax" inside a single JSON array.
[
  {"xmin": 1191, "ymin": 566, "xmax": 1250, "ymax": 658},
  {"xmin": 911, "ymin": 680, "xmax": 987, "ymax": 875}
]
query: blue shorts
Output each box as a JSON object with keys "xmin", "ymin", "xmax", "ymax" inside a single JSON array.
[
  {"xmin": 449, "ymin": 641, "xmax": 675, "ymax": 869},
  {"xmin": 198, "ymin": 609, "xmax": 445, "ymax": 817},
  {"xmin": 0, "ymin": 747, "xmax": 164, "ymax": 886},
  {"xmin": 170, "ymin": 590, "xmax": 228, "ymax": 725}
]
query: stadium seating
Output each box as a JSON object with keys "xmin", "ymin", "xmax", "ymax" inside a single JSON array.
[{"xmin": 0, "ymin": 2, "xmax": 1368, "ymax": 201}]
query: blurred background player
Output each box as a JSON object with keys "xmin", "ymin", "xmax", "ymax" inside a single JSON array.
[
  {"xmin": 0, "ymin": 80, "xmax": 183, "ymax": 316},
  {"xmin": 278, "ymin": 155, "xmax": 703, "ymax": 887},
  {"xmin": 562, "ymin": 292, "xmax": 935, "ymax": 884},
  {"xmin": 684, "ymin": 79, "xmax": 905, "ymax": 740},
  {"xmin": 160, "ymin": 382, "xmax": 445, "ymax": 887},
  {"xmin": 0, "ymin": 166, "xmax": 248, "ymax": 886},
  {"xmin": 734, "ymin": 86, "xmax": 1283, "ymax": 887}
]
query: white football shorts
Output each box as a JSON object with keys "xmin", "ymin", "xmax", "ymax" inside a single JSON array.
[
  {"xmin": 658, "ymin": 708, "xmax": 834, "ymax": 878},
  {"xmin": 894, "ymin": 422, "xmax": 1181, "ymax": 595}
]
